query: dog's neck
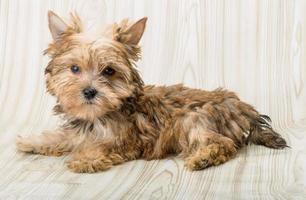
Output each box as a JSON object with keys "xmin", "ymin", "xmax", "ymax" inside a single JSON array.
[{"xmin": 119, "ymin": 87, "xmax": 143, "ymax": 116}]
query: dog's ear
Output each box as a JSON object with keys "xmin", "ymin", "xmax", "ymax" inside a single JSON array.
[
  {"xmin": 48, "ymin": 11, "xmax": 69, "ymax": 41},
  {"xmin": 113, "ymin": 17, "xmax": 147, "ymax": 45}
]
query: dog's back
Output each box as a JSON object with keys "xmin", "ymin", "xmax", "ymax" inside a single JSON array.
[{"xmin": 143, "ymin": 84, "xmax": 287, "ymax": 149}]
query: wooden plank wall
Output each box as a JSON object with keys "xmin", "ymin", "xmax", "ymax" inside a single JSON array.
[{"xmin": 0, "ymin": 0, "xmax": 305, "ymax": 199}]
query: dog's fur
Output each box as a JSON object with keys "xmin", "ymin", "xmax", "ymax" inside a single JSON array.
[{"xmin": 16, "ymin": 11, "xmax": 288, "ymax": 173}]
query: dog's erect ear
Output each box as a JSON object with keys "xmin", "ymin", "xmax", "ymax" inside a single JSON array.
[
  {"xmin": 48, "ymin": 11, "xmax": 69, "ymax": 41},
  {"xmin": 113, "ymin": 17, "xmax": 147, "ymax": 45}
]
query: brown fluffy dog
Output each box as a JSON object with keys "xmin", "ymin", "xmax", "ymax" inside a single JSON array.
[{"xmin": 16, "ymin": 11, "xmax": 288, "ymax": 173}]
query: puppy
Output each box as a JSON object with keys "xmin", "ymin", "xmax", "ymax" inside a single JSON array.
[{"xmin": 17, "ymin": 11, "xmax": 288, "ymax": 173}]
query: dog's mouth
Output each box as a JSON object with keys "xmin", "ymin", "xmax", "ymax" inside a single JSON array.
[
  {"xmin": 82, "ymin": 93, "xmax": 102, "ymax": 106},
  {"xmin": 83, "ymin": 97, "xmax": 97, "ymax": 105},
  {"xmin": 85, "ymin": 101, "xmax": 94, "ymax": 105}
]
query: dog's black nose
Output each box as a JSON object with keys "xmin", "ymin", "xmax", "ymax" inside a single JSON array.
[{"xmin": 83, "ymin": 87, "xmax": 97, "ymax": 100}]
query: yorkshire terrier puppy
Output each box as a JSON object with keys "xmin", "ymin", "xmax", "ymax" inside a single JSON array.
[{"xmin": 16, "ymin": 11, "xmax": 288, "ymax": 173}]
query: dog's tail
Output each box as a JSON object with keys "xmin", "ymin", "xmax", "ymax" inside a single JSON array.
[{"xmin": 247, "ymin": 115, "xmax": 288, "ymax": 149}]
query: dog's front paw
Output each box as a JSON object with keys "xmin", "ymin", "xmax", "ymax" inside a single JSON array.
[
  {"xmin": 16, "ymin": 135, "xmax": 66, "ymax": 156},
  {"xmin": 66, "ymin": 157, "xmax": 113, "ymax": 173},
  {"xmin": 16, "ymin": 135, "xmax": 36, "ymax": 153}
]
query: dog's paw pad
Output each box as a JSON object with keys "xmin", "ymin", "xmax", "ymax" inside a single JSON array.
[{"xmin": 16, "ymin": 136, "xmax": 35, "ymax": 153}]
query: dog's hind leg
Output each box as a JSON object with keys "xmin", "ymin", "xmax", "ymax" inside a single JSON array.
[
  {"xmin": 177, "ymin": 112, "xmax": 238, "ymax": 171},
  {"xmin": 184, "ymin": 131, "xmax": 238, "ymax": 170}
]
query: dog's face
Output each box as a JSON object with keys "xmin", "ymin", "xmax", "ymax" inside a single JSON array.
[{"xmin": 44, "ymin": 11, "xmax": 146, "ymax": 121}]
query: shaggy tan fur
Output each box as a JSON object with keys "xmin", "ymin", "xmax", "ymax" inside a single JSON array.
[{"xmin": 16, "ymin": 11, "xmax": 288, "ymax": 173}]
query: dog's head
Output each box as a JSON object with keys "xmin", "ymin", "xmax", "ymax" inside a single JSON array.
[{"xmin": 44, "ymin": 11, "xmax": 146, "ymax": 121}]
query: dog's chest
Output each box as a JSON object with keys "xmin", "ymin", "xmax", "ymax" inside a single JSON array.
[
  {"xmin": 91, "ymin": 120, "xmax": 113, "ymax": 138},
  {"xmin": 67, "ymin": 119, "xmax": 114, "ymax": 138}
]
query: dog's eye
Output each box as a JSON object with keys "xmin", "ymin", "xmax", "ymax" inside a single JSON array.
[
  {"xmin": 102, "ymin": 66, "xmax": 116, "ymax": 76},
  {"xmin": 71, "ymin": 65, "xmax": 80, "ymax": 74}
]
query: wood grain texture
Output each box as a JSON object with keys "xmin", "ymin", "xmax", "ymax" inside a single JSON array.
[{"xmin": 0, "ymin": 0, "xmax": 305, "ymax": 199}]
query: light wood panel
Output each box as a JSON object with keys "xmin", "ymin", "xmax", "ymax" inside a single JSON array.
[{"xmin": 0, "ymin": 0, "xmax": 305, "ymax": 199}]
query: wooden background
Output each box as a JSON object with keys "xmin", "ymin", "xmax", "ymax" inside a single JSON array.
[{"xmin": 0, "ymin": 0, "xmax": 305, "ymax": 199}]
